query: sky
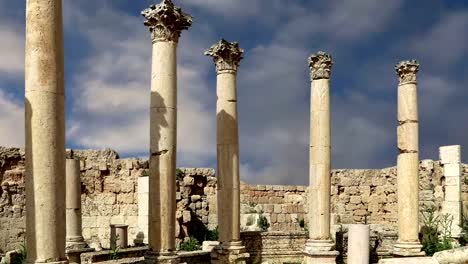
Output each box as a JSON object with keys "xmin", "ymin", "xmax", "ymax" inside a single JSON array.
[{"xmin": 0, "ymin": 0, "xmax": 467, "ymax": 185}]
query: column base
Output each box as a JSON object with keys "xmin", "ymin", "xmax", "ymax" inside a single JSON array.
[
  {"xmin": 304, "ymin": 239, "xmax": 336, "ymax": 252},
  {"xmin": 66, "ymin": 247, "xmax": 94, "ymax": 264},
  {"xmin": 303, "ymin": 239, "xmax": 339, "ymax": 264},
  {"xmin": 211, "ymin": 241, "xmax": 249, "ymax": 264},
  {"xmin": 145, "ymin": 251, "xmax": 180, "ymax": 264},
  {"xmin": 28, "ymin": 261, "xmax": 69, "ymax": 264},
  {"xmin": 66, "ymin": 238, "xmax": 87, "ymax": 250},
  {"xmin": 393, "ymin": 241, "xmax": 425, "ymax": 257}
]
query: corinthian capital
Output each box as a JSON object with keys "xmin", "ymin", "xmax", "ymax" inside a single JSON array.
[
  {"xmin": 142, "ymin": 0, "xmax": 192, "ymax": 43},
  {"xmin": 205, "ymin": 39, "xmax": 243, "ymax": 74},
  {"xmin": 395, "ymin": 60, "xmax": 419, "ymax": 84},
  {"xmin": 308, "ymin": 51, "xmax": 333, "ymax": 80}
]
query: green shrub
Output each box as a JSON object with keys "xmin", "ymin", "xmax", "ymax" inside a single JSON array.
[
  {"xmin": 11, "ymin": 241, "xmax": 27, "ymax": 264},
  {"xmin": 109, "ymin": 234, "xmax": 120, "ymax": 260},
  {"xmin": 257, "ymin": 214, "xmax": 270, "ymax": 232},
  {"xmin": 179, "ymin": 237, "xmax": 200, "ymax": 251},
  {"xmin": 176, "ymin": 168, "xmax": 185, "ymax": 181},
  {"xmin": 459, "ymin": 215, "xmax": 468, "ymax": 246},
  {"xmin": 205, "ymin": 226, "xmax": 219, "ymax": 241},
  {"xmin": 421, "ymin": 206, "xmax": 453, "ymax": 256}
]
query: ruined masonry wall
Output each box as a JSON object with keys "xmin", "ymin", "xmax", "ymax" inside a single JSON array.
[{"xmin": 0, "ymin": 147, "xmax": 466, "ymax": 254}]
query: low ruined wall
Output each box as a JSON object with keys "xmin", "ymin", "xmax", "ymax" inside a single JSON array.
[
  {"xmin": 241, "ymin": 231, "xmax": 307, "ymax": 264},
  {"xmin": 0, "ymin": 147, "xmax": 466, "ymax": 256}
]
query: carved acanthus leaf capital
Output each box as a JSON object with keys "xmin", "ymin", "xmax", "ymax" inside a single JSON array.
[
  {"xmin": 205, "ymin": 39, "xmax": 243, "ymax": 74},
  {"xmin": 308, "ymin": 51, "xmax": 333, "ymax": 80},
  {"xmin": 142, "ymin": 0, "xmax": 192, "ymax": 43},
  {"xmin": 395, "ymin": 60, "xmax": 419, "ymax": 84}
]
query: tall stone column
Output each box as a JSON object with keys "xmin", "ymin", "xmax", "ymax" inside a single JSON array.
[
  {"xmin": 205, "ymin": 39, "xmax": 249, "ymax": 264},
  {"xmin": 304, "ymin": 51, "xmax": 338, "ymax": 264},
  {"xmin": 25, "ymin": 0, "xmax": 68, "ymax": 263},
  {"xmin": 393, "ymin": 60, "xmax": 424, "ymax": 256},
  {"xmin": 142, "ymin": 1, "xmax": 192, "ymax": 263},
  {"xmin": 65, "ymin": 159, "xmax": 86, "ymax": 249}
]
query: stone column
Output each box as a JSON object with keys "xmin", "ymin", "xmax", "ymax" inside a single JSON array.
[
  {"xmin": 205, "ymin": 39, "xmax": 249, "ymax": 264},
  {"xmin": 304, "ymin": 51, "xmax": 338, "ymax": 264},
  {"xmin": 142, "ymin": 1, "xmax": 192, "ymax": 263},
  {"xmin": 393, "ymin": 60, "xmax": 424, "ymax": 256},
  {"xmin": 348, "ymin": 224, "xmax": 370, "ymax": 264},
  {"xmin": 25, "ymin": 0, "xmax": 68, "ymax": 263},
  {"xmin": 440, "ymin": 145, "xmax": 463, "ymax": 237},
  {"xmin": 66, "ymin": 159, "xmax": 86, "ymax": 249}
]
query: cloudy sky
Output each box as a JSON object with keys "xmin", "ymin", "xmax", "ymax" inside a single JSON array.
[{"xmin": 0, "ymin": 0, "xmax": 467, "ymax": 185}]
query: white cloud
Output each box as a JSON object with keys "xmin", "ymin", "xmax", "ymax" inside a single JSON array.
[
  {"xmin": 65, "ymin": 2, "xmax": 217, "ymax": 166},
  {"xmin": 0, "ymin": 90, "xmax": 23, "ymax": 147},
  {"xmin": 409, "ymin": 11, "xmax": 468, "ymax": 67},
  {"xmin": 0, "ymin": 1, "xmax": 24, "ymax": 77}
]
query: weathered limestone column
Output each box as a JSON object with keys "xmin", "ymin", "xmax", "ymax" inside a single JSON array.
[
  {"xmin": 25, "ymin": 0, "xmax": 68, "ymax": 263},
  {"xmin": 65, "ymin": 159, "xmax": 86, "ymax": 249},
  {"xmin": 205, "ymin": 39, "xmax": 249, "ymax": 264},
  {"xmin": 440, "ymin": 145, "xmax": 463, "ymax": 237},
  {"xmin": 393, "ymin": 60, "xmax": 424, "ymax": 256},
  {"xmin": 304, "ymin": 51, "xmax": 338, "ymax": 264},
  {"xmin": 142, "ymin": 1, "xmax": 192, "ymax": 263},
  {"xmin": 348, "ymin": 224, "xmax": 370, "ymax": 264}
]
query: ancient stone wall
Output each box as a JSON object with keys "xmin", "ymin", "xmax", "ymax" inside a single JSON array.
[{"xmin": 0, "ymin": 147, "xmax": 466, "ymax": 255}]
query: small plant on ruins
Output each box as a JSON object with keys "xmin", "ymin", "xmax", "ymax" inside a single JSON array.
[
  {"xmin": 109, "ymin": 234, "xmax": 120, "ymax": 260},
  {"xmin": 299, "ymin": 218, "xmax": 308, "ymax": 231},
  {"xmin": 205, "ymin": 226, "xmax": 219, "ymax": 241},
  {"xmin": 12, "ymin": 241, "xmax": 27, "ymax": 264},
  {"xmin": 458, "ymin": 215, "xmax": 468, "ymax": 246},
  {"xmin": 464, "ymin": 176, "xmax": 468, "ymax": 185},
  {"xmin": 438, "ymin": 213, "xmax": 454, "ymax": 251},
  {"xmin": 176, "ymin": 168, "xmax": 185, "ymax": 181},
  {"xmin": 421, "ymin": 206, "xmax": 454, "ymax": 256},
  {"xmin": 421, "ymin": 206, "xmax": 440, "ymax": 256},
  {"xmin": 179, "ymin": 237, "xmax": 200, "ymax": 251},
  {"xmin": 257, "ymin": 214, "xmax": 270, "ymax": 232}
]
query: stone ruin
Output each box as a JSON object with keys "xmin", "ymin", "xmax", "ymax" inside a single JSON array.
[
  {"xmin": 1, "ymin": 147, "xmax": 467, "ymax": 263},
  {"xmin": 4, "ymin": 0, "xmax": 467, "ymax": 263}
]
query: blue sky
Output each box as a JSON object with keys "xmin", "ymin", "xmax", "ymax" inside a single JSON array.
[{"xmin": 0, "ymin": 0, "xmax": 467, "ymax": 185}]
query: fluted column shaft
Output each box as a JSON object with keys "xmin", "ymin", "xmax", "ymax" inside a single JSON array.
[
  {"xmin": 66, "ymin": 159, "xmax": 85, "ymax": 248},
  {"xmin": 25, "ymin": 0, "xmax": 67, "ymax": 263},
  {"xmin": 142, "ymin": 1, "xmax": 192, "ymax": 258},
  {"xmin": 394, "ymin": 60, "xmax": 423, "ymax": 256},
  {"xmin": 309, "ymin": 77, "xmax": 331, "ymax": 241},
  {"xmin": 205, "ymin": 39, "xmax": 244, "ymax": 247},
  {"xmin": 149, "ymin": 40, "xmax": 177, "ymax": 254},
  {"xmin": 305, "ymin": 52, "xmax": 336, "ymax": 252},
  {"xmin": 216, "ymin": 68, "xmax": 240, "ymax": 243}
]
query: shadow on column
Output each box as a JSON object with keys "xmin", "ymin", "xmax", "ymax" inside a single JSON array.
[
  {"xmin": 148, "ymin": 90, "xmax": 170, "ymax": 254},
  {"xmin": 25, "ymin": 98, "xmax": 36, "ymax": 263}
]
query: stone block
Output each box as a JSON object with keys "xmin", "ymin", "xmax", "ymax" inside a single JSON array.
[
  {"xmin": 82, "ymin": 216, "xmax": 97, "ymax": 228},
  {"xmin": 277, "ymin": 214, "xmax": 285, "ymax": 223},
  {"xmin": 445, "ymin": 185, "xmax": 461, "ymax": 202},
  {"xmin": 117, "ymin": 193, "xmax": 135, "ymax": 204},
  {"xmin": 274, "ymin": 204, "xmax": 282, "ymax": 213},
  {"xmin": 137, "ymin": 176, "xmax": 149, "ymax": 194},
  {"xmin": 439, "ymin": 145, "xmax": 461, "ymax": 164},
  {"xmin": 101, "ymin": 193, "xmax": 116, "ymax": 205},
  {"xmin": 97, "ymin": 216, "xmax": 111, "ymax": 227},
  {"xmin": 350, "ymin": 195, "xmax": 362, "ymax": 204},
  {"xmin": 445, "ymin": 175, "xmax": 461, "ymax": 186},
  {"xmin": 182, "ymin": 210, "xmax": 191, "ymax": 223},
  {"xmin": 378, "ymin": 257, "xmax": 438, "ymax": 264},
  {"xmin": 444, "ymin": 163, "xmax": 461, "ymax": 177},
  {"xmin": 125, "ymin": 160, "xmax": 133, "ymax": 169}
]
